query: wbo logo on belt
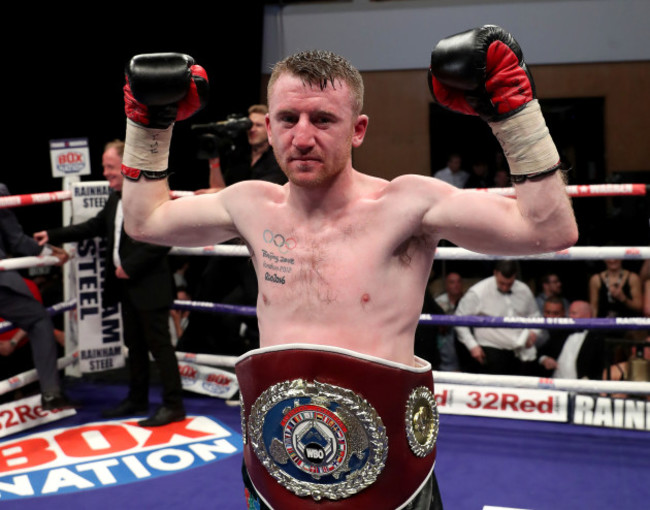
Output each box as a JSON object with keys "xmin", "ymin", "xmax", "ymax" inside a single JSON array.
[{"xmin": 247, "ymin": 379, "xmax": 388, "ymax": 501}]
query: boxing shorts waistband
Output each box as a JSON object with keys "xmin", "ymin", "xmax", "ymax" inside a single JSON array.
[{"xmin": 235, "ymin": 344, "xmax": 439, "ymax": 509}]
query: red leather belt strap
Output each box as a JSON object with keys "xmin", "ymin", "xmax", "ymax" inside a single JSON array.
[{"xmin": 236, "ymin": 344, "xmax": 438, "ymax": 509}]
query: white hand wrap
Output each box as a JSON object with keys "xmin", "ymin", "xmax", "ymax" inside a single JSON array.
[
  {"xmin": 488, "ymin": 100, "xmax": 560, "ymax": 178},
  {"xmin": 122, "ymin": 119, "xmax": 173, "ymax": 177}
]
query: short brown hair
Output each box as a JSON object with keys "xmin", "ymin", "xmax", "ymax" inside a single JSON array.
[
  {"xmin": 248, "ymin": 104, "xmax": 268, "ymax": 115},
  {"xmin": 104, "ymin": 139, "xmax": 125, "ymax": 157},
  {"xmin": 268, "ymin": 50, "xmax": 364, "ymax": 115}
]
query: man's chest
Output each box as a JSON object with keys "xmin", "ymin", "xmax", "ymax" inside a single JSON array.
[
  {"xmin": 237, "ymin": 195, "xmax": 434, "ymax": 304},
  {"xmin": 250, "ymin": 221, "xmax": 376, "ymax": 291}
]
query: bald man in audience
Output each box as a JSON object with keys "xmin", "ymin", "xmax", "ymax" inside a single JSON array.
[{"xmin": 537, "ymin": 300, "xmax": 605, "ymax": 379}]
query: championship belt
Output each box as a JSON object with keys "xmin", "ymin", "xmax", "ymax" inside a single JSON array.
[{"xmin": 235, "ymin": 344, "xmax": 439, "ymax": 509}]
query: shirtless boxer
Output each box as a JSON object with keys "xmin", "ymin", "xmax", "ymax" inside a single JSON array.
[{"xmin": 120, "ymin": 26, "xmax": 577, "ymax": 510}]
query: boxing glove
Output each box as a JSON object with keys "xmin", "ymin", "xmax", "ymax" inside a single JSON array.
[
  {"xmin": 122, "ymin": 53, "xmax": 209, "ymax": 181},
  {"xmin": 429, "ymin": 26, "xmax": 561, "ymax": 181}
]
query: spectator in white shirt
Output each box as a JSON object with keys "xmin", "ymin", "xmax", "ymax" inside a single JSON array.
[
  {"xmin": 455, "ymin": 260, "xmax": 541, "ymax": 375},
  {"xmin": 433, "ymin": 153, "xmax": 469, "ymax": 188}
]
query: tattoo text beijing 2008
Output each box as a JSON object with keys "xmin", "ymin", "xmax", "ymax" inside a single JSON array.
[{"xmin": 261, "ymin": 229, "xmax": 297, "ymax": 285}]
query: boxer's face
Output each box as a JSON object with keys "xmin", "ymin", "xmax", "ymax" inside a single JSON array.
[
  {"xmin": 102, "ymin": 147, "xmax": 124, "ymax": 191},
  {"xmin": 266, "ymin": 73, "xmax": 368, "ymax": 188}
]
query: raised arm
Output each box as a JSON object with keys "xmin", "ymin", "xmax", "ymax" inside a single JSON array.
[
  {"xmin": 424, "ymin": 25, "xmax": 578, "ymax": 255},
  {"xmin": 415, "ymin": 172, "xmax": 575, "ymax": 255},
  {"xmin": 120, "ymin": 53, "xmax": 239, "ymax": 247}
]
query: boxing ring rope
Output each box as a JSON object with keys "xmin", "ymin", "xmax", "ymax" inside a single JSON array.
[
  {"xmin": 477, "ymin": 182, "xmax": 648, "ymax": 198},
  {"xmin": 0, "ymin": 300, "xmax": 76, "ymax": 335},
  {"xmin": 0, "ymin": 254, "xmax": 67, "ymax": 272},
  {"xmin": 0, "ymin": 354, "xmax": 78, "ymax": 396},
  {"xmin": 171, "ymin": 299, "xmax": 650, "ymax": 395},
  {"xmin": 0, "ymin": 183, "xmax": 647, "ymax": 209},
  {"xmin": 432, "ymin": 370, "xmax": 650, "ymax": 394},
  {"xmin": 2, "ymin": 246, "xmax": 648, "ymax": 270},
  {"xmin": 0, "ymin": 189, "xmax": 192, "ymax": 209},
  {"xmin": 172, "ymin": 352, "xmax": 650, "ymax": 395},
  {"xmin": 171, "ymin": 299, "xmax": 650, "ymax": 330},
  {"xmin": 169, "ymin": 245, "xmax": 650, "ymax": 260},
  {"xmin": 2, "ymin": 294, "xmax": 648, "ymax": 398},
  {"xmin": 173, "ymin": 350, "xmax": 650, "ymax": 395}
]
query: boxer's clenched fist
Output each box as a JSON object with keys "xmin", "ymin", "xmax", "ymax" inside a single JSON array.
[
  {"xmin": 428, "ymin": 25, "xmax": 562, "ymax": 181},
  {"xmin": 124, "ymin": 53, "xmax": 208, "ymax": 129},
  {"xmin": 428, "ymin": 25, "xmax": 534, "ymax": 121},
  {"xmin": 122, "ymin": 53, "xmax": 209, "ymax": 181}
]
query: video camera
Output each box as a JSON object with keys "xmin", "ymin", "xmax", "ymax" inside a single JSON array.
[{"xmin": 191, "ymin": 115, "xmax": 252, "ymax": 160}]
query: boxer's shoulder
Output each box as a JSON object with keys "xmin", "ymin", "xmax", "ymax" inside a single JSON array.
[
  {"xmin": 223, "ymin": 179, "xmax": 287, "ymax": 203},
  {"xmin": 385, "ymin": 174, "xmax": 454, "ymax": 206},
  {"xmin": 390, "ymin": 173, "xmax": 449, "ymax": 190}
]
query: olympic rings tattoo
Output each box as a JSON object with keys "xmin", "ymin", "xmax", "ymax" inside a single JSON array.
[{"xmin": 263, "ymin": 229, "xmax": 297, "ymax": 253}]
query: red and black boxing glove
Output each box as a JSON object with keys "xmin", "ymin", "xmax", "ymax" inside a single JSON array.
[
  {"xmin": 428, "ymin": 25, "xmax": 561, "ymax": 181},
  {"xmin": 428, "ymin": 25, "xmax": 534, "ymax": 121},
  {"xmin": 122, "ymin": 53, "xmax": 209, "ymax": 181}
]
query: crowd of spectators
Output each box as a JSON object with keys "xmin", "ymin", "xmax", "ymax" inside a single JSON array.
[{"xmin": 421, "ymin": 258, "xmax": 650, "ymax": 392}]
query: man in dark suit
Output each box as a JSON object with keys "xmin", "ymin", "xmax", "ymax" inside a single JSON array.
[
  {"xmin": 537, "ymin": 299, "xmax": 606, "ymax": 379},
  {"xmin": 34, "ymin": 140, "xmax": 184, "ymax": 426},
  {"xmin": 0, "ymin": 183, "xmax": 71, "ymax": 409}
]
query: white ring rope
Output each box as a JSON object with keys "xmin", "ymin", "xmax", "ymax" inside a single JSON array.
[
  {"xmin": 0, "ymin": 255, "xmax": 67, "ymax": 272},
  {"xmin": 0, "ymin": 353, "xmax": 78, "ymax": 396},
  {"xmin": 172, "ymin": 351, "xmax": 650, "ymax": 396},
  {"xmin": 169, "ymin": 245, "xmax": 650, "ymax": 260},
  {"xmin": 0, "ymin": 189, "xmax": 190, "ymax": 209},
  {"xmin": 479, "ymin": 183, "xmax": 648, "ymax": 198},
  {"xmin": 0, "ymin": 183, "xmax": 646, "ymax": 209},
  {"xmin": 0, "ymin": 190, "xmax": 73, "ymax": 209},
  {"xmin": 175, "ymin": 351, "xmax": 239, "ymax": 368},
  {"xmin": 170, "ymin": 244, "xmax": 250, "ymax": 257},
  {"xmin": 432, "ymin": 370, "xmax": 650, "ymax": 395},
  {"xmin": 2, "ymin": 245, "xmax": 648, "ymax": 273},
  {"xmin": 2, "ymin": 245, "xmax": 648, "ymax": 272},
  {"xmin": 2, "ymin": 347, "xmax": 646, "ymax": 397}
]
